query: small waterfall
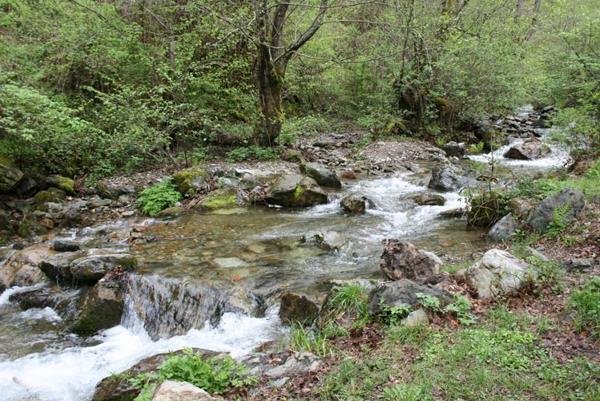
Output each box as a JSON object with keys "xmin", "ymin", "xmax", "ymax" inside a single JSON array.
[{"xmin": 122, "ymin": 274, "xmax": 251, "ymax": 340}]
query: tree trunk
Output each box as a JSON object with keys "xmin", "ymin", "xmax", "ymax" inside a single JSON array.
[{"xmin": 256, "ymin": 46, "xmax": 284, "ymax": 146}]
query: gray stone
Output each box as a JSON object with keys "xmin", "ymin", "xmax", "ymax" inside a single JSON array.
[
  {"xmin": 152, "ymin": 380, "xmax": 220, "ymax": 401},
  {"xmin": 504, "ymin": 139, "xmax": 551, "ymax": 160},
  {"xmin": 367, "ymin": 279, "xmax": 451, "ymax": 316},
  {"xmin": 71, "ymin": 277, "xmax": 124, "ymax": 336},
  {"xmin": 527, "ymin": 188, "xmax": 585, "ymax": 232},
  {"xmin": 264, "ymin": 352, "xmax": 321, "ymax": 378},
  {"xmin": 314, "ymin": 231, "xmax": 345, "ymax": 252},
  {"xmin": 488, "ymin": 213, "xmax": 520, "ymax": 242},
  {"xmin": 303, "ymin": 162, "xmax": 341, "ymax": 188},
  {"xmin": 52, "ymin": 240, "xmax": 81, "ymax": 252},
  {"xmin": 442, "ymin": 141, "xmax": 466, "ymax": 158},
  {"xmin": 428, "ymin": 164, "xmax": 466, "ymax": 192},
  {"xmin": 266, "ymin": 174, "xmax": 328, "ymax": 207},
  {"xmin": 0, "ymin": 243, "xmax": 50, "ymax": 289},
  {"xmin": 465, "ymin": 249, "xmax": 535, "ymax": 299},
  {"xmin": 70, "ymin": 254, "xmax": 137, "ymax": 285},
  {"xmin": 400, "ymin": 308, "xmax": 429, "ymax": 327},
  {"xmin": 380, "ymin": 240, "xmax": 442, "ymax": 284}
]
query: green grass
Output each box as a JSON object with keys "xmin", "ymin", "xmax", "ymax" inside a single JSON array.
[
  {"xmin": 326, "ymin": 284, "xmax": 371, "ymax": 327},
  {"xmin": 289, "ymin": 323, "xmax": 333, "ymax": 357},
  {"xmin": 570, "ymin": 277, "xmax": 600, "ymax": 338}
]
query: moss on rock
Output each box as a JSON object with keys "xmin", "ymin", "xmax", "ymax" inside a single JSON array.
[
  {"xmin": 199, "ymin": 189, "xmax": 238, "ymax": 210},
  {"xmin": 173, "ymin": 166, "xmax": 208, "ymax": 196}
]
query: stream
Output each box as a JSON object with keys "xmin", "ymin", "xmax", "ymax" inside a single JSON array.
[{"xmin": 0, "ymin": 108, "xmax": 570, "ymax": 401}]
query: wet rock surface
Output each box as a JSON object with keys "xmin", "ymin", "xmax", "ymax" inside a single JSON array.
[
  {"xmin": 504, "ymin": 138, "xmax": 551, "ymax": 160},
  {"xmin": 279, "ymin": 293, "xmax": 319, "ymax": 326},
  {"xmin": 71, "ymin": 276, "xmax": 125, "ymax": 336},
  {"xmin": 302, "ymin": 162, "xmax": 341, "ymax": 188},
  {"xmin": 340, "ymin": 193, "xmax": 370, "ymax": 214},
  {"xmin": 265, "ymin": 174, "xmax": 328, "ymax": 207},
  {"xmin": 428, "ymin": 164, "xmax": 466, "ymax": 192}
]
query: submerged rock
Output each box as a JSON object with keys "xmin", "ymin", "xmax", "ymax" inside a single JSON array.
[
  {"xmin": 302, "ymin": 162, "xmax": 341, "ymax": 188},
  {"xmin": 488, "ymin": 213, "xmax": 520, "ymax": 242},
  {"xmin": 527, "ymin": 188, "xmax": 585, "ymax": 232},
  {"xmin": 428, "ymin": 164, "xmax": 465, "ymax": 192},
  {"xmin": 279, "ymin": 293, "xmax": 319, "ymax": 326},
  {"xmin": 340, "ymin": 193, "xmax": 370, "ymax": 214},
  {"xmin": 266, "ymin": 174, "xmax": 328, "ymax": 207},
  {"xmin": 503, "ymin": 139, "xmax": 550, "ymax": 160},
  {"xmin": 465, "ymin": 249, "xmax": 535, "ymax": 299},
  {"xmin": 152, "ymin": 381, "xmax": 221, "ymax": 401},
  {"xmin": 367, "ymin": 279, "xmax": 451, "ymax": 316},
  {"xmin": 313, "ymin": 231, "xmax": 345, "ymax": 252},
  {"xmin": 71, "ymin": 276, "xmax": 124, "ymax": 336},
  {"xmin": 379, "ymin": 240, "xmax": 442, "ymax": 284}
]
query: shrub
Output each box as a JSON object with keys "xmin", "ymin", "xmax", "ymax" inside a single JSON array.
[
  {"xmin": 227, "ymin": 146, "xmax": 278, "ymax": 162},
  {"xmin": 278, "ymin": 115, "xmax": 329, "ymax": 145},
  {"xmin": 136, "ymin": 180, "xmax": 182, "ymax": 216},
  {"xmin": 569, "ymin": 277, "xmax": 600, "ymax": 338},
  {"xmin": 326, "ymin": 284, "xmax": 370, "ymax": 326},
  {"xmin": 466, "ymin": 190, "xmax": 510, "ymax": 227},
  {"xmin": 131, "ymin": 350, "xmax": 256, "ymax": 400}
]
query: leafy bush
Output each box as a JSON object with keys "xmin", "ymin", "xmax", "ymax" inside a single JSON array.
[
  {"xmin": 569, "ymin": 277, "xmax": 600, "ymax": 338},
  {"xmin": 227, "ymin": 146, "xmax": 278, "ymax": 162},
  {"xmin": 136, "ymin": 180, "xmax": 182, "ymax": 217},
  {"xmin": 466, "ymin": 190, "xmax": 510, "ymax": 227},
  {"xmin": 131, "ymin": 349, "xmax": 256, "ymax": 400},
  {"xmin": 278, "ymin": 115, "xmax": 329, "ymax": 145}
]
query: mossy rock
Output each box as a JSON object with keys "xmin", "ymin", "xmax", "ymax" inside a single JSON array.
[
  {"xmin": 47, "ymin": 175, "xmax": 75, "ymax": 194},
  {"xmin": 0, "ymin": 158, "xmax": 24, "ymax": 193},
  {"xmin": 34, "ymin": 187, "xmax": 67, "ymax": 206},
  {"xmin": 172, "ymin": 166, "xmax": 209, "ymax": 196},
  {"xmin": 71, "ymin": 279, "xmax": 124, "ymax": 336},
  {"xmin": 199, "ymin": 189, "xmax": 238, "ymax": 210}
]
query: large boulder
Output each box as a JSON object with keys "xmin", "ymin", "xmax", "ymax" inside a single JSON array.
[
  {"xmin": 428, "ymin": 164, "xmax": 466, "ymax": 192},
  {"xmin": 92, "ymin": 349, "xmax": 218, "ymax": 401},
  {"xmin": 367, "ymin": 279, "xmax": 451, "ymax": 316},
  {"xmin": 442, "ymin": 141, "xmax": 466, "ymax": 158},
  {"xmin": 173, "ymin": 167, "xmax": 210, "ymax": 196},
  {"xmin": 465, "ymin": 249, "xmax": 535, "ymax": 299},
  {"xmin": 488, "ymin": 213, "xmax": 520, "ymax": 242},
  {"xmin": 279, "ymin": 292, "xmax": 319, "ymax": 326},
  {"xmin": 52, "ymin": 240, "xmax": 81, "ymax": 252},
  {"xmin": 379, "ymin": 240, "xmax": 442, "ymax": 284},
  {"xmin": 39, "ymin": 251, "xmax": 84, "ymax": 285},
  {"xmin": 527, "ymin": 188, "xmax": 585, "ymax": 232},
  {"xmin": 33, "ymin": 187, "xmax": 67, "ymax": 208},
  {"xmin": 0, "ymin": 243, "xmax": 51, "ymax": 289},
  {"xmin": 0, "ymin": 160, "xmax": 24, "ymax": 193},
  {"xmin": 70, "ymin": 254, "xmax": 137, "ymax": 285},
  {"xmin": 46, "ymin": 175, "xmax": 75, "ymax": 194},
  {"xmin": 152, "ymin": 381, "xmax": 221, "ymax": 401},
  {"xmin": 71, "ymin": 276, "xmax": 124, "ymax": 336},
  {"xmin": 266, "ymin": 174, "xmax": 328, "ymax": 207},
  {"xmin": 197, "ymin": 189, "xmax": 238, "ymax": 210},
  {"xmin": 302, "ymin": 162, "xmax": 341, "ymax": 188},
  {"xmin": 503, "ymin": 139, "xmax": 550, "ymax": 160},
  {"xmin": 340, "ymin": 193, "xmax": 370, "ymax": 214}
]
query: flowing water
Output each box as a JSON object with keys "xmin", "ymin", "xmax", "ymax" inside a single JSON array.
[{"xmin": 0, "ymin": 107, "xmax": 571, "ymax": 401}]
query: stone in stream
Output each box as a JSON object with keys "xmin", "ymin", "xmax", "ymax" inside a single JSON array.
[
  {"xmin": 70, "ymin": 254, "xmax": 137, "ymax": 285},
  {"xmin": 152, "ymin": 381, "xmax": 222, "ymax": 401},
  {"xmin": 428, "ymin": 164, "xmax": 466, "ymax": 192},
  {"xmin": 302, "ymin": 162, "xmax": 341, "ymax": 188},
  {"xmin": 340, "ymin": 193, "xmax": 370, "ymax": 214},
  {"xmin": 92, "ymin": 349, "xmax": 219, "ymax": 401},
  {"xmin": 367, "ymin": 279, "xmax": 451, "ymax": 316},
  {"xmin": 441, "ymin": 141, "xmax": 466, "ymax": 158},
  {"xmin": 503, "ymin": 138, "xmax": 551, "ymax": 160},
  {"xmin": 412, "ymin": 192, "xmax": 446, "ymax": 206},
  {"xmin": 313, "ymin": 231, "xmax": 345, "ymax": 252},
  {"xmin": 527, "ymin": 188, "xmax": 585, "ymax": 233},
  {"xmin": 197, "ymin": 188, "xmax": 238, "ymax": 210},
  {"xmin": 51, "ymin": 240, "xmax": 81, "ymax": 252},
  {"xmin": 265, "ymin": 174, "xmax": 328, "ymax": 207},
  {"xmin": 9, "ymin": 284, "xmax": 81, "ymax": 320},
  {"xmin": 465, "ymin": 249, "xmax": 535, "ymax": 299},
  {"xmin": 379, "ymin": 240, "xmax": 442, "ymax": 284},
  {"xmin": 488, "ymin": 213, "xmax": 520, "ymax": 242},
  {"xmin": 279, "ymin": 293, "xmax": 319, "ymax": 326},
  {"xmin": 0, "ymin": 243, "xmax": 51, "ymax": 289},
  {"xmin": 71, "ymin": 276, "xmax": 125, "ymax": 335}
]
